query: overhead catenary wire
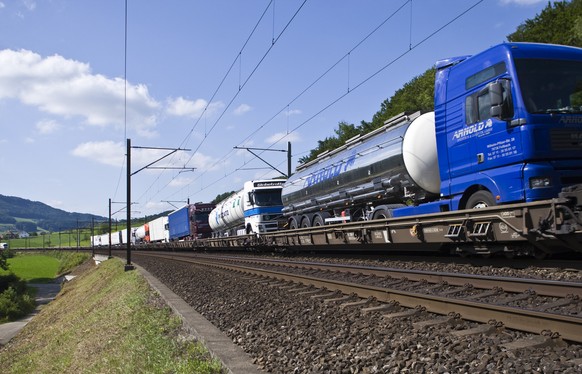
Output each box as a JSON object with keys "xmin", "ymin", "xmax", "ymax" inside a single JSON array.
[
  {"xmin": 134, "ymin": 0, "xmax": 302, "ymax": 204},
  {"xmin": 137, "ymin": 0, "xmax": 309, "ymax": 205},
  {"xmin": 165, "ymin": 0, "xmax": 412, "ymax": 198},
  {"xmin": 164, "ymin": 0, "xmax": 485, "ymax": 200}
]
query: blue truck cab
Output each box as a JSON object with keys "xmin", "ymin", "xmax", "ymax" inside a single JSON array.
[{"xmin": 434, "ymin": 42, "xmax": 582, "ymax": 211}]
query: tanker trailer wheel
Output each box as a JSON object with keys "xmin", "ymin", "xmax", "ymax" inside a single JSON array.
[
  {"xmin": 312, "ymin": 212, "xmax": 330, "ymax": 227},
  {"xmin": 288, "ymin": 217, "xmax": 299, "ymax": 230},
  {"xmin": 466, "ymin": 190, "xmax": 496, "ymax": 209},
  {"xmin": 300, "ymin": 215, "xmax": 312, "ymax": 228}
]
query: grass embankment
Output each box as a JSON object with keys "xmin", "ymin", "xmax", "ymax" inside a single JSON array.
[{"xmin": 0, "ymin": 258, "xmax": 224, "ymax": 374}]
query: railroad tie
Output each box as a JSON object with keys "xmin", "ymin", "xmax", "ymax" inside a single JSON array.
[
  {"xmin": 496, "ymin": 290, "xmax": 536, "ymax": 305},
  {"xmin": 287, "ymin": 286, "xmax": 312, "ymax": 293},
  {"xmin": 311, "ymin": 291, "xmax": 339, "ymax": 300},
  {"xmin": 450, "ymin": 324, "xmax": 499, "ymax": 338},
  {"xmin": 322, "ymin": 294, "xmax": 353, "ymax": 304},
  {"xmin": 537, "ymin": 296, "xmax": 577, "ymax": 312},
  {"xmin": 413, "ymin": 315, "xmax": 461, "ymax": 330},
  {"xmin": 268, "ymin": 282, "xmax": 288, "ymax": 288},
  {"xmin": 383, "ymin": 308, "xmax": 422, "ymax": 319},
  {"xmin": 339, "ymin": 298, "xmax": 373, "ymax": 310},
  {"xmin": 279, "ymin": 283, "xmax": 300, "ymax": 290},
  {"xmin": 360, "ymin": 302, "xmax": 399, "ymax": 315},
  {"xmin": 465, "ymin": 287, "xmax": 504, "ymax": 301},
  {"xmin": 502, "ymin": 335, "xmax": 563, "ymax": 350},
  {"xmin": 297, "ymin": 289, "xmax": 323, "ymax": 296}
]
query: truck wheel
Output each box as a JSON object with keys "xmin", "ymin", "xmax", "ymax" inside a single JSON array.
[
  {"xmin": 313, "ymin": 213, "xmax": 330, "ymax": 226},
  {"xmin": 372, "ymin": 206, "xmax": 392, "ymax": 220},
  {"xmin": 300, "ymin": 216, "xmax": 311, "ymax": 228},
  {"xmin": 289, "ymin": 217, "xmax": 299, "ymax": 230},
  {"xmin": 466, "ymin": 191, "xmax": 496, "ymax": 209}
]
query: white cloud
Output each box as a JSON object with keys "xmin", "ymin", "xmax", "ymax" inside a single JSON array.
[
  {"xmin": 71, "ymin": 141, "xmax": 221, "ymax": 176},
  {"xmin": 0, "ymin": 49, "xmax": 160, "ymax": 137},
  {"xmin": 286, "ymin": 108, "xmax": 302, "ymax": 116},
  {"xmin": 166, "ymin": 96, "xmax": 224, "ymax": 118},
  {"xmin": 265, "ymin": 131, "xmax": 301, "ymax": 144},
  {"xmin": 22, "ymin": 0, "xmax": 36, "ymax": 11},
  {"xmin": 71, "ymin": 140, "xmax": 125, "ymax": 166},
  {"xmin": 36, "ymin": 119, "xmax": 60, "ymax": 134},
  {"xmin": 187, "ymin": 152, "xmax": 222, "ymax": 172},
  {"xmin": 0, "ymin": 3, "xmax": 5, "ymax": 10},
  {"xmin": 234, "ymin": 103, "xmax": 252, "ymax": 116}
]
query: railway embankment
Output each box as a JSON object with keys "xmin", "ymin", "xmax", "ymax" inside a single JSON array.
[{"xmin": 0, "ymin": 256, "xmax": 226, "ymax": 373}]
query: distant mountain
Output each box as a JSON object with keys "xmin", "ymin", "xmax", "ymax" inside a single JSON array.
[{"xmin": 0, "ymin": 194, "xmax": 107, "ymax": 233}]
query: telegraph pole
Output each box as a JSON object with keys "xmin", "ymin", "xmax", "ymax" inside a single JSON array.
[{"xmin": 125, "ymin": 138, "xmax": 193, "ymax": 271}]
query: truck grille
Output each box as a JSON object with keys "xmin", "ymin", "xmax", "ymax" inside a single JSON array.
[{"xmin": 551, "ymin": 129, "xmax": 582, "ymax": 150}]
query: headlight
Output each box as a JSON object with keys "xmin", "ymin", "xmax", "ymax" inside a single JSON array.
[{"xmin": 529, "ymin": 177, "xmax": 551, "ymax": 189}]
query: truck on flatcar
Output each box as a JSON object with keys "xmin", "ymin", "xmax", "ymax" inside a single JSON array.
[{"xmin": 282, "ymin": 43, "xmax": 582, "ymax": 227}]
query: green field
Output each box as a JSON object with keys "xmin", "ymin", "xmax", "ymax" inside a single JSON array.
[
  {"xmin": 0, "ymin": 255, "xmax": 60, "ymax": 283},
  {"xmin": 4, "ymin": 231, "xmax": 93, "ymax": 249},
  {"xmin": 0, "ymin": 252, "xmax": 91, "ymax": 281}
]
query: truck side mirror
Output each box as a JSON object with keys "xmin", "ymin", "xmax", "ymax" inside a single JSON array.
[
  {"xmin": 248, "ymin": 192, "xmax": 254, "ymax": 205},
  {"xmin": 489, "ymin": 82, "xmax": 505, "ymax": 118}
]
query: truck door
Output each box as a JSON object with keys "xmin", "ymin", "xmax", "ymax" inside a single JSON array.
[{"xmin": 473, "ymin": 80, "xmax": 524, "ymax": 202}]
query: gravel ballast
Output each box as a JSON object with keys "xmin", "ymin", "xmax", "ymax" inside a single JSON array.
[{"xmin": 132, "ymin": 254, "xmax": 582, "ymax": 373}]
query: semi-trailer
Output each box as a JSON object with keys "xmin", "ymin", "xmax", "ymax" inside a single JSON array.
[
  {"xmin": 282, "ymin": 43, "xmax": 582, "ymax": 227},
  {"xmin": 168, "ymin": 203, "xmax": 215, "ymax": 241},
  {"xmin": 209, "ymin": 180, "xmax": 286, "ymax": 237}
]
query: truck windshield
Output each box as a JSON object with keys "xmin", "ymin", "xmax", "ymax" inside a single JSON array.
[
  {"xmin": 193, "ymin": 212, "xmax": 209, "ymax": 223},
  {"xmin": 254, "ymin": 189, "xmax": 283, "ymax": 206},
  {"xmin": 515, "ymin": 58, "xmax": 582, "ymax": 114}
]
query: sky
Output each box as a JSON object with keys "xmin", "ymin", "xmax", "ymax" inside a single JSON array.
[{"xmin": 0, "ymin": 0, "xmax": 556, "ymax": 219}]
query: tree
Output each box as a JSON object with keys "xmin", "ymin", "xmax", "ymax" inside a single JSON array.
[
  {"xmin": 508, "ymin": 0, "xmax": 582, "ymax": 47},
  {"xmin": 0, "ymin": 249, "xmax": 8, "ymax": 271},
  {"xmin": 360, "ymin": 68, "xmax": 435, "ymax": 133},
  {"xmin": 298, "ymin": 121, "xmax": 360, "ymax": 164},
  {"xmin": 212, "ymin": 191, "xmax": 236, "ymax": 204}
]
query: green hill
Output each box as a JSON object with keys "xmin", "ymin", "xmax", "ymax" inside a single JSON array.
[{"xmin": 0, "ymin": 194, "xmax": 106, "ymax": 235}]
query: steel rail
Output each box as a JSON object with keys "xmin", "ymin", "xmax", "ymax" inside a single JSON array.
[
  {"xmin": 137, "ymin": 253, "xmax": 582, "ymax": 343},
  {"xmin": 163, "ymin": 253, "xmax": 582, "ymax": 298}
]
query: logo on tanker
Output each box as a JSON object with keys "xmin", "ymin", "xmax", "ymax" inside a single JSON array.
[
  {"xmin": 304, "ymin": 151, "xmax": 357, "ymax": 188},
  {"xmin": 452, "ymin": 119, "xmax": 493, "ymax": 141}
]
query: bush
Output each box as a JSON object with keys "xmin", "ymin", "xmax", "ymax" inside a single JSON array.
[
  {"xmin": 0, "ymin": 275, "xmax": 36, "ymax": 322},
  {"xmin": 0, "ymin": 274, "xmax": 27, "ymax": 293},
  {"xmin": 45, "ymin": 251, "xmax": 91, "ymax": 275}
]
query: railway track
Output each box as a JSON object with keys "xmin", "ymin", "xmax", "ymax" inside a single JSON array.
[{"xmin": 132, "ymin": 252, "xmax": 582, "ymax": 345}]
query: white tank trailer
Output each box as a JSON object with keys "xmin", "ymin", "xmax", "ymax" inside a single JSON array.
[
  {"xmin": 281, "ymin": 111, "xmax": 440, "ymax": 228},
  {"xmin": 209, "ymin": 180, "xmax": 285, "ymax": 237}
]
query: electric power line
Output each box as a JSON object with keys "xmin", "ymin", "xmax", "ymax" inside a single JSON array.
[{"xmin": 166, "ymin": 0, "xmax": 485, "ymax": 199}]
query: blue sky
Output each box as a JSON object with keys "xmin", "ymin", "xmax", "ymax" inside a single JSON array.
[{"xmin": 0, "ymin": 0, "xmax": 554, "ymax": 218}]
